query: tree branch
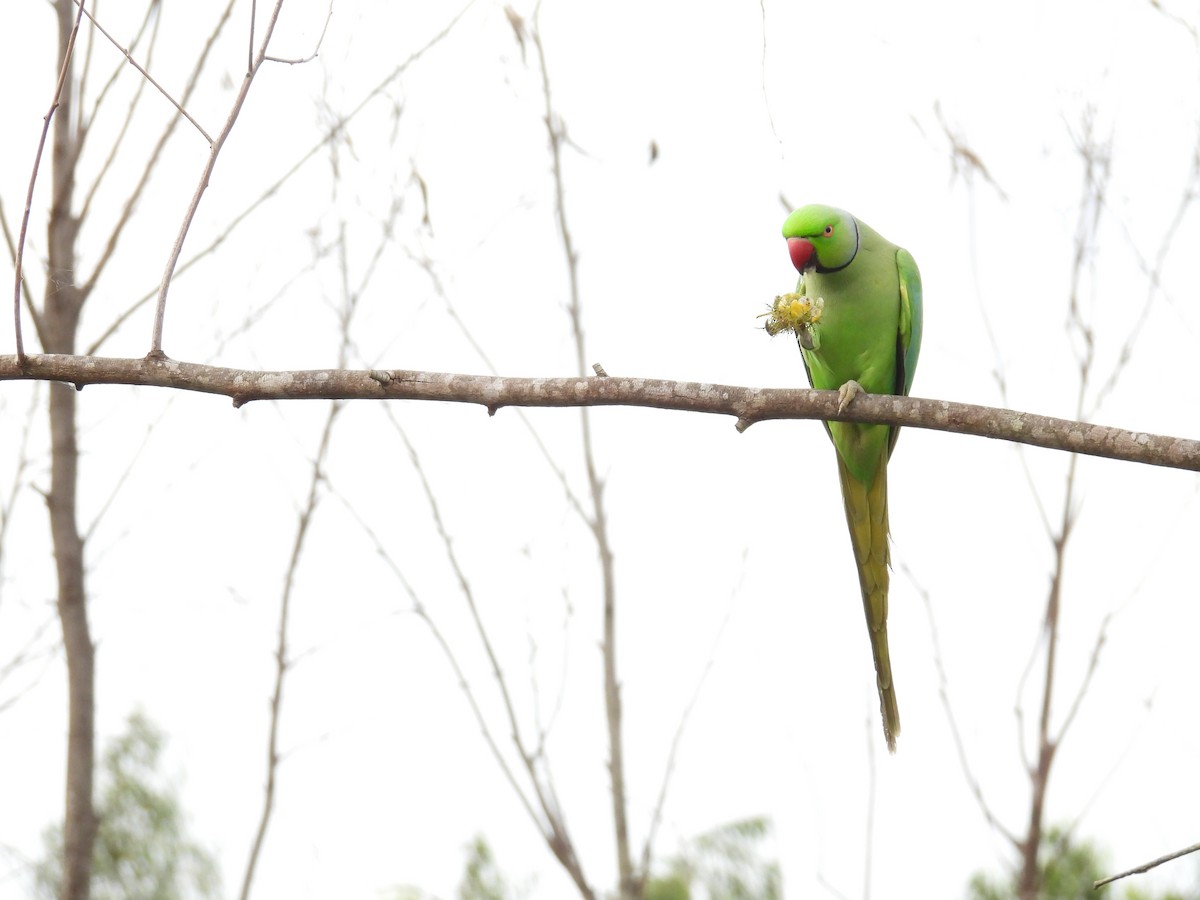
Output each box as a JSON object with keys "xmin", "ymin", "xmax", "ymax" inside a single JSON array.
[
  {"xmin": 149, "ymin": 0, "xmax": 287, "ymax": 356},
  {"xmin": 529, "ymin": 9, "xmax": 633, "ymax": 898},
  {"xmin": 12, "ymin": 0, "xmax": 87, "ymax": 362},
  {"xmin": 1094, "ymin": 839, "xmax": 1200, "ymax": 890},
  {"xmin": 1, "ymin": 354, "xmax": 1197, "ymax": 471},
  {"xmin": 908, "ymin": 561, "xmax": 1021, "ymax": 851}
]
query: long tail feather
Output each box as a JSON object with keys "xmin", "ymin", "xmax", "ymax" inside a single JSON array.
[{"xmin": 836, "ymin": 453, "xmax": 900, "ymax": 752}]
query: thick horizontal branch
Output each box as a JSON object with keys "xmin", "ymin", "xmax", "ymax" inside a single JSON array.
[{"xmin": 1, "ymin": 353, "xmax": 1197, "ymax": 471}]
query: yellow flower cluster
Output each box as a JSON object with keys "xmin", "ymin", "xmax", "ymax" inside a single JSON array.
[{"xmin": 762, "ymin": 292, "xmax": 823, "ymax": 339}]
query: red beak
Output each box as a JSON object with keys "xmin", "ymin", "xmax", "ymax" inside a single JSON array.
[{"xmin": 787, "ymin": 237, "xmax": 815, "ymax": 273}]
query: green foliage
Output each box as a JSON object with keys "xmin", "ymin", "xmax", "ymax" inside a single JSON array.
[
  {"xmin": 647, "ymin": 816, "xmax": 782, "ymax": 900},
  {"xmin": 644, "ymin": 873, "xmax": 691, "ymax": 900},
  {"xmin": 33, "ymin": 711, "xmax": 220, "ymax": 900},
  {"xmin": 452, "ymin": 819, "xmax": 778, "ymax": 900},
  {"xmin": 381, "ymin": 889, "xmax": 436, "ymax": 900},
  {"xmin": 455, "ymin": 835, "xmax": 538, "ymax": 900},
  {"xmin": 458, "ymin": 835, "xmax": 511, "ymax": 900},
  {"xmin": 966, "ymin": 827, "xmax": 1189, "ymax": 900}
]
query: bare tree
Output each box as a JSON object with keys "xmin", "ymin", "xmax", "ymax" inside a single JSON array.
[
  {"xmin": 6, "ymin": 2, "xmax": 314, "ymax": 896},
  {"xmin": 6, "ymin": 5, "xmax": 1200, "ymax": 900},
  {"xmin": 924, "ymin": 109, "xmax": 1200, "ymax": 899}
]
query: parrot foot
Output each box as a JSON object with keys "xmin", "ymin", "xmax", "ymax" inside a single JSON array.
[{"xmin": 837, "ymin": 380, "xmax": 864, "ymax": 414}]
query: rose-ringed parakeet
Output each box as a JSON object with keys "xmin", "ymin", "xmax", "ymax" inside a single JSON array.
[{"xmin": 780, "ymin": 204, "xmax": 922, "ymax": 753}]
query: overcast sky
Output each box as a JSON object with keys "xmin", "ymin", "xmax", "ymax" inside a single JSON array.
[{"xmin": 3, "ymin": 0, "xmax": 1200, "ymax": 897}]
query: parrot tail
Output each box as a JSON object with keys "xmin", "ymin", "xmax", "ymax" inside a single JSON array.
[{"xmin": 836, "ymin": 453, "xmax": 900, "ymax": 753}]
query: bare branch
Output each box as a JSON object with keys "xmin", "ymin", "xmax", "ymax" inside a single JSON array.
[
  {"xmin": 238, "ymin": 395, "xmax": 342, "ymax": 900},
  {"xmin": 408, "ymin": 249, "xmax": 590, "ymax": 524},
  {"xmin": 81, "ymin": 0, "xmax": 238, "ymax": 304},
  {"xmin": 933, "ymin": 101, "xmax": 1009, "ymax": 200},
  {"xmin": 334, "ymin": 493, "xmax": 546, "ymax": 831},
  {"xmin": 239, "ymin": 218, "xmax": 361, "ymax": 900},
  {"xmin": 1146, "ymin": 0, "xmax": 1200, "ymax": 43},
  {"xmin": 73, "ymin": 0, "xmax": 213, "ymax": 143},
  {"xmin": 1088, "ymin": 126, "xmax": 1200, "ymax": 417},
  {"xmin": 144, "ymin": 0, "xmax": 477, "ymax": 356},
  {"xmin": 76, "ymin": 0, "xmax": 163, "ymax": 221},
  {"xmin": 80, "ymin": 414, "xmax": 161, "ymax": 543},
  {"xmin": 263, "ymin": 0, "xmax": 334, "ymax": 65},
  {"xmin": 12, "ymin": 0, "xmax": 87, "ymax": 361},
  {"xmin": 150, "ymin": 0, "xmax": 288, "ymax": 356},
  {"xmin": 640, "ymin": 553, "xmax": 745, "ymax": 882},
  {"xmin": 531, "ymin": 10, "xmax": 632, "ymax": 893},
  {"xmin": 0, "ymin": 197, "xmax": 43, "ymax": 347},
  {"xmin": 0, "ymin": 383, "xmax": 40, "ymax": 605},
  {"xmin": 1094, "ymin": 839, "xmax": 1200, "ymax": 890},
  {"xmin": 2, "ymin": 355, "xmax": 1198, "ymax": 471},
  {"xmin": 908, "ymin": 563, "xmax": 1020, "ymax": 851},
  {"xmin": 0, "ymin": 616, "xmax": 60, "ymax": 715},
  {"xmin": 86, "ymin": 0, "xmax": 475, "ymax": 356},
  {"xmin": 1052, "ymin": 612, "xmax": 1111, "ymax": 745},
  {"xmin": 1016, "ymin": 115, "xmax": 1112, "ymax": 900},
  {"xmin": 376, "ymin": 404, "xmax": 596, "ymax": 899}
]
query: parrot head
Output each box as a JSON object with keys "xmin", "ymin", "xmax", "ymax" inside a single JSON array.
[{"xmin": 782, "ymin": 205, "xmax": 860, "ymax": 274}]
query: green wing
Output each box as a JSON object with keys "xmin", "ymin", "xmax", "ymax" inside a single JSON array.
[
  {"xmin": 895, "ymin": 248, "xmax": 922, "ymax": 398},
  {"xmin": 889, "ymin": 247, "xmax": 923, "ymax": 456}
]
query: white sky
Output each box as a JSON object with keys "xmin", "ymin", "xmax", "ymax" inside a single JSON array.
[{"xmin": 3, "ymin": 0, "xmax": 1200, "ymax": 897}]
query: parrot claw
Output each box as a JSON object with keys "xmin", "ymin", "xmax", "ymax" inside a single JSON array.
[
  {"xmin": 798, "ymin": 328, "xmax": 815, "ymax": 351},
  {"xmin": 837, "ymin": 380, "xmax": 863, "ymax": 414}
]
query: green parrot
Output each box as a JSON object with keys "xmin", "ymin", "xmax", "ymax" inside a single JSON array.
[{"xmin": 780, "ymin": 204, "xmax": 922, "ymax": 753}]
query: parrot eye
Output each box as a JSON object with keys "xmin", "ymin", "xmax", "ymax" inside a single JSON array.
[{"xmin": 823, "ymin": 225, "xmax": 834, "ymax": 237}]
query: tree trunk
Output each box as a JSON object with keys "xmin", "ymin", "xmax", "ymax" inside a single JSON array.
[{"xmin": 48, "ymin": 2, "xmax": 95, "ymax": 897}]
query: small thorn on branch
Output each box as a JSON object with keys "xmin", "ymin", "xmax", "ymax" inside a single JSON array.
[
  {"xmin": 735, "ymin": 417, "xmax": 755, "ymax": 433},
  {"xmin": 368, "ymin": 370, "xmax": 392, "ymax": 387},
  {"xmin": 592, "ymin": 362, "xmax": 608, "ymax": 377},
  {"xmin": 487, "ymin": 405, "xmax": 499, "ymax": 417}
]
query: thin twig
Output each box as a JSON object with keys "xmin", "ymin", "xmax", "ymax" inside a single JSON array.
[
  {"xmin": 335, "ymin": 492, "xmax": 545, "ymax": 829},
  {"xmin": 12, "ymin": 0, "xmax": 87, "ymax": 361},
  {"xmin": 85, "ymin": 0, "xmax": 239, "ymax": 315},
  {"xmin": 531, "ymin": 9, "xmax": 633, "ymax": 895},
  {"xmin": 1053, "ymin": 612, "xmax": 1111, "ymax": 743},
  {"xmin": 263, "ymin": 0, "xmax": 333, "ymax": 64},
  {"xmin": 72, "ymin": 0, "xmax": 213, "ymax": 142},
  {"xmin": 0, "ymin": 616, "xmax": 61, "ymax": 715},
  {"xmin": 238, "ymin": 219, "xmax": 360, "ymax": 900},
  {"xmin": 86, "ymin": 0, "xmax": 476, "ymax": 356},
  {"xmin": 76, "ymin": 0, "xmax": 162, "ymax": 220},
  {"xmin": 1015, "ymin": 116, "xmax": 1110, "ymax": 900},
  {"xmin": 378, "ymin": 403, "xmax": 596, "ymax": 899},
  {"xmin": 907, "ymin": 562, "xmax": 1020, "ymax": 850},
  {"xmin": 0, "ymin": 198, "xmax": 42, "ymax": 347},
  {"xmin": 1088, "ymin": 126, "xmax": 1200, "ymax": 417},
  {"xmin": 407, "ymin": 248, "xmax": 589, "ymax": 523},
  {"xmin": 640, "ymin": 552, "xmax": 746, "ymax": 882},
  {"xmin": 238, "ymin": 397, "xmax": 342, "ymax": 900},
  {"xmin": 72, "ymin": 0, "xmax": 96, "ymax": 140},
  {"xmin": 0, "ymin": 382, "xmax": 40, "ymax": 609},
  {"xmin": 150, "ymin": 0, "xmax": 288, "ymax": 357},
  {"xmin": 80, "ymin": 416, "xmax": 160, "ymax": 544},
  {"xmin": 1094, "ymin": 840, "xmax": 1200, "ymax": 889}
]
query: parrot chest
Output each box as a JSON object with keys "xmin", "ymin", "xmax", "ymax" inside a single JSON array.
[
  {"xmin": 800, "ymin": 264, "xmax": 900, "ymax": 396},
  {"xmin": 799, "ymin": 256, "xmax": 902, "ymax": 484}
]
